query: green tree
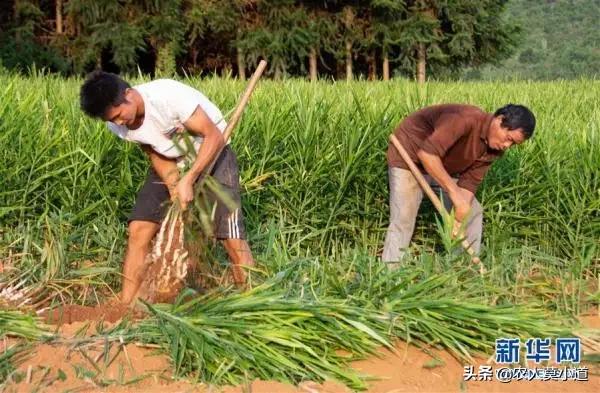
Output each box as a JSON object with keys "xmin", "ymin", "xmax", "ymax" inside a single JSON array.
[
  {"xmin": 436, "ymin": 0, "xmax": 519, "ymax": 77},
  {"xmin": 300, "ymin": 1, "xmax": 337, "ymax": 81},
  {"xmin": 371, "ymin": 0, "xmax": 407, "ymax": 80},
  {"xmin": 144, "ymin": 0, "xmax": 184, "ymax": 76},
  {"xmin": 398, "ymin": 0, "xmax": 445, "ymax": 83},
  {"xmin": 397, "ymin": 0, "xmax": 518, "ymax": 82},
  {"xmin": 0, "ymin": 0, "xmax": 68, "ymax": 73},
  {"xmin": 330, "ymin": 1, "xmax": 367, "ymax": 80},
  {"xmin": 182, "ymin": 0, "xmax": 239, "ymax": 75},
  {"xmin": 237, "ymin": 1, "xmax": 313, "ymax": 79},
  {"xmin": 64, "ymin": 0, "xmax": 183, "ymax": 74}
]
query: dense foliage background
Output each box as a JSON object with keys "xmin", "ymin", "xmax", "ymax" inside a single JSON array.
[{"xmin": 2, "ymin": 0, "xmax": 594, "ymax": 80}]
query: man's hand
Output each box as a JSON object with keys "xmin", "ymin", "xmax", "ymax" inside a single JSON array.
[
  {"xmin": 174, "ymin": 175, "xmax": 195, "ymax": 210},
  {"xmin": 417, "ymin": 149, "xmax": 474, "ymax": 225},
  {"xmin": 448, "ymin": 187, "xmax": 474, "ymax": 239},
  {"xmin": 167, "ymin": 184, "xmax": 178, "ymax": 202},
  {"xmin": 449, "ymin": 187, "xmax": 473, "ymax": 222}
]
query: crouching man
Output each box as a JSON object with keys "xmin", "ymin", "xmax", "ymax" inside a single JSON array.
[{"xmin": 382, "ymin": 104, "xmax": 536, "ymax": 263}]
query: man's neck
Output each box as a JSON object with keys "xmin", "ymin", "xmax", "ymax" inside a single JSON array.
[{"xmin": 128, "ymin": 89, "xmax": 145, "ymax": 130}]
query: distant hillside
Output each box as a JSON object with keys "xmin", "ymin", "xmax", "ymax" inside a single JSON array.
[{"xmin": 467, "ymin": 0, "xmax": 600, "ymax": 80}]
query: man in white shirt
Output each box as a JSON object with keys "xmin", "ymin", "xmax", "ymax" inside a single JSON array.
[{"xmin": 80, "ymin": 71, "xmax": 255, "ymax": 304}]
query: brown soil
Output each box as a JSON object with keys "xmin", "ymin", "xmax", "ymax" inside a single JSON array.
[
  {"xmin": 2, "ymin": 322, "xmax": 193, "ymax": 393},
  {"xmin": 3, "ymin": 317, "xmax": 598, "ymax": 393},
  {"xmin": 42, "ymin": 303, "xmax": 135, "ymax": 325}
]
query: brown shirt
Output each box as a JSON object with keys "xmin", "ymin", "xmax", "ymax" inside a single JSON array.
[{"xmin": 387, "ymin": 104, "xmax": 502, "ymax": 193}]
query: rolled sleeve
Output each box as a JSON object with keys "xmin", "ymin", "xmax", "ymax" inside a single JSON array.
[
  {"xmin": 419, "ymin": 114, "xmax": 469, "ymax": 157},
  {"xmin": 457, "ymin": 160, "xmax": 492, "ymax": 193}
]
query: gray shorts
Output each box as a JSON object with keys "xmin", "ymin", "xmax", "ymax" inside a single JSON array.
[{"xmin": 129, "ymin": 146, "xmax": 246, "ymax": 240}]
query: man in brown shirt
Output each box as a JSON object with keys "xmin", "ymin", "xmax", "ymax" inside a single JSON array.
[{"xmin": 382, "ymin": 104, "xmax": 536, "ymax": 263}]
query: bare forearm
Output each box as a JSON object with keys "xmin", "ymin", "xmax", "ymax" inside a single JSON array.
[
  {"xmin": 153, "ymin": 158, "xmax": 179, "ymax": 187},
  {"xmin": 142, "ymin": 146, "xmax": 179, "ymax": 188},
  {"xmin": 417, "ymin": 149, "xmax": 475, "ymax": 221},
  {"xmin": 186, "ymin": 132, "xmax": 225, "ymax": 181},
  {"xmin": 417, "ymin": 149, "xmax": 460, "ymax": 195}
]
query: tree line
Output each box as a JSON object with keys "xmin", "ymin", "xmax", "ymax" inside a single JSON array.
[{"xmin": 1, "ymin": 0, "xmax": 520, "ymax": 81}]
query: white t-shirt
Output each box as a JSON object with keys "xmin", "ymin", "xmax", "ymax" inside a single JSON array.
[{"xmin": 107, "ymin": 79, "xmax": 227, "ymax": 165}]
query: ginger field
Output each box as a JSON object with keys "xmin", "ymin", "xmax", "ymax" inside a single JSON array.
[{"xmin": 0, "ymin": 73, "xmax": 598, "ymax": 390}]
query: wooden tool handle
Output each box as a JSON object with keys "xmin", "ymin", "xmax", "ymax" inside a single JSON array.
[
  {"xmin": 201, "ymin": 60, "xmax": 267, "ymax": 178},
  {"xmin": 389, "ymin": 134, "xmax": 481, "ymax": 265},
  {"xmin": 222, "ymin": 60, "xmax": 267, "ymax": 143}
]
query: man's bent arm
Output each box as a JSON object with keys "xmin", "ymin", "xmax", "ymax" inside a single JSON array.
[
  {"xmin": 141, "ymin": 145, "xmax": 179, "ymax": 195},
  {"xmin": 416, "ymin": 149, "xmax": 474, "ymax": 221},
  {"xmin": 182, "ymin": 105, "xmax": 225, "ymax": 182}
]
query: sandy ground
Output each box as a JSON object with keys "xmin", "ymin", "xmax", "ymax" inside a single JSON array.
[{"xmin": 2, "ymin": 316, "xmax": 598, "ymax": 393}]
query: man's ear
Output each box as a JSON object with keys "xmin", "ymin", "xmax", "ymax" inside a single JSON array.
[
  {"xmin": 497, "ymin": 114, "xmax": 506, "ymax": 127},
  {"xmin": 124, "ymin": 88, "xmax": 134, "ymax": 101}
]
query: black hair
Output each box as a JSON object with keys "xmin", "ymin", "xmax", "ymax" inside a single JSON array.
[
  {"xmin": 493, "ymin": 104, "xmax": 536, "ymax": 138},
  {"xmin": 80, "ymin": 70, "xmax": 131, "ymax": 119}
]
